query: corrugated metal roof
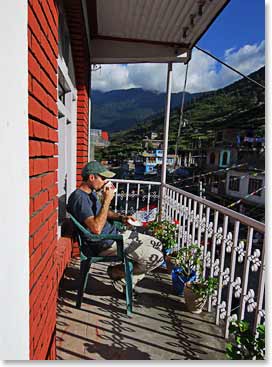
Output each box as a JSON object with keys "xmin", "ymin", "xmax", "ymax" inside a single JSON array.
[{"xmin": 87, "ymin": 0, "xmax": 230, "ymax": 64}]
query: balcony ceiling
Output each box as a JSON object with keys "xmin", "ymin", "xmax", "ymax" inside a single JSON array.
[{"xmin": 87, "ymin": 0, "xmax": 230, "ymax": 64}]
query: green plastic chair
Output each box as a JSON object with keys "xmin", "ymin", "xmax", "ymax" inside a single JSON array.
[{"xmin": 69, "ymin": 214, "xmax": 133, "ymax": 316}]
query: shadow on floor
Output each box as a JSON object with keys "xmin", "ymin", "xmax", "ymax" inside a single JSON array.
[{"xmin": 57, "ymin": 259, "xmax": 227, "ymax": 360}]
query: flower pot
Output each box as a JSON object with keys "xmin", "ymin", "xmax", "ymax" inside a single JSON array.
[
  {"xmin": 160, "ymin": 248, "xmax": 173, "ymax": 270},
  {"xmin": 171, "ymin": 267, "xmax": 196, "ymax": 296},
  {"xmin": 184, "ymin": 282, "xmax": 207, "ymax": 314}
]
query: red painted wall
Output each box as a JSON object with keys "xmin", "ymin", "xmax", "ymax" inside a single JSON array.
[
  {"xmin": 28, "ymin": 0, "xmax": 90, "ymax": 359},
  {"xmin": 28, "ymin": 0, "xmax": 59, "ymax": 359}
]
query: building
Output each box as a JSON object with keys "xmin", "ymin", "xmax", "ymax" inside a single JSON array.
[
  {"xmin": 201, "ymin": 127, "xmax": 265, "ymax": 218},
  {"xmin": 89, "ymin": 128, "xmax": 110, "ymax": 159},
  {"xmin": 141, "ymin": 150, "xmax": 175, "ymax": 174},
  {"xmin": 226, "ymin": 170, "xmax": 265, "ymax": 206}
]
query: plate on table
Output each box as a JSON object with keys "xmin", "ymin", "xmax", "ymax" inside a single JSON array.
[{"xmin": 127, "ymin": 218, "xmax": 143, "ymax": 227}]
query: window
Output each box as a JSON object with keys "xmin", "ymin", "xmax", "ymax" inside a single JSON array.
[
  {"xmin": 248, "ymin": 178, "xmax": 262, "ymax": 196},
  {"xmin": 222, "ymin": 151, "xmax": 228, "ymax": 165},
  {"xmin": 229, "ymin": 176, "xmax": 240, "ymax": 192},
  {"xmin": 210, "ymin": 152, "xmax": 216, "ymax": 164}
]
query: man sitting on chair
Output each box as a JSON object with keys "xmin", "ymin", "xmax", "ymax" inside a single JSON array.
[{"xmin": 67, "ymin": 160, "xmax": 164, "ymax": 293}]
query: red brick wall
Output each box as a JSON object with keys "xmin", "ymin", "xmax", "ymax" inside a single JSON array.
[
  {"xmin": 28, "ymin": 0, "xmax": 59, "ymax": 359},
  {"xmin": 64, "ymin": 0, "xmax": 90, "ymax": 186},
  {"xmin": 28, "ymin": 0, "xmax": 90, "ymax": 359}
]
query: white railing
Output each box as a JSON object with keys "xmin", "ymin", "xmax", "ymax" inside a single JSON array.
[
  {"xmin": 111, "ymin": 179, "xmax": 161, "ymax": 220},
  {"xmin": 111, "ymin": 179, "xmax": 265, "ymax": 338},
  {"xmin": 162, "ymin": 184, "xmax": 265, "ymax": 339}
]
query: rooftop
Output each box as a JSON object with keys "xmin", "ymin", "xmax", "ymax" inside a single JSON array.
[{"xmin": 86, "ymin": 0, "xmax": 230, "ymax": 64}]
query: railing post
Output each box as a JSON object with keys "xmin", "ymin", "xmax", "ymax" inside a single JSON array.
[{"xmin": 159, "ymin": 62, "xmax": 173, "ymax": 221}]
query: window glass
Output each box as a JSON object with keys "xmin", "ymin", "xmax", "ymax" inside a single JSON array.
[
  {"xmin": 222, "ymin": 151, "xmax": 228, "ymax": 165},
  {"xmin": 210, "ymin": 152, "xmax": 215, "ymax": 164},
  {"xmin": 248, "ymin": 178, "xmax": 262, "ymax": 196},
  {"xmin": 229, "ymin": 176, "xmax": 240, "ymax": 192}
]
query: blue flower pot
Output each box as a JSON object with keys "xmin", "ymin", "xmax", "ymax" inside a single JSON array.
[
  {"xmin": 171, "ymin": 267, "xmax": 196, "ymax": 296},
  {"xmin": 160, "ymin": 248, "xmax": 172, "ymax": 268}
]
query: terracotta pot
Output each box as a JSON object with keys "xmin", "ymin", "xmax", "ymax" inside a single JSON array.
[{"xmin": 184, "ymin": 282, "xmax": 207, "ymax": 314}]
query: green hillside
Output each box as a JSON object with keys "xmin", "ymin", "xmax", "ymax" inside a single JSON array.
[
  {"xmin": 91, "ymin": 88, "xmax": 207, "ymax": 133},
  {"xmin": 96, "ymin": 67, "xmax": 265, "ymax": 160}
]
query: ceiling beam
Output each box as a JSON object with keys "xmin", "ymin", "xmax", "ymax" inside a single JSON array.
[
  {"xmin": 91, "ymin": 35, "xmax": 189, "ymax": 49},
  {"xmin": 90, "ymin": 39, "xmax": 191, "ymax": 64}
]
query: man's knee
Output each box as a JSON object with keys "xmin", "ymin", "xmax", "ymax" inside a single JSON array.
[
  {"xmin": 98, "ymin": 243, "xmax": 117, "ymax": 256},
  {"xmin": 143, "ymin": 247, "xmax": 164, "ymax": 271}
]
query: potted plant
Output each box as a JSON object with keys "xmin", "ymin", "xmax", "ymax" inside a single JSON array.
[
  {"xmin": 147, "ymin": 219, "xmax": 178, "ymax": 269},
  {"xmin": 171, "ymin": 244, "xmax": 202, "ymax": 295},
  {"xmin": 226, "ymin": 320, "xmax": 265, "ymax": 360},
  {"xmin": 184, "ymin": 276, "xmax": 218, "ymax": 313}
]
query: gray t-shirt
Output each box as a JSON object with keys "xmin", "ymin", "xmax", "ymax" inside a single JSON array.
[{"xmin": 67, "ymin": 189, "xmax": 117, "ymax": 255}]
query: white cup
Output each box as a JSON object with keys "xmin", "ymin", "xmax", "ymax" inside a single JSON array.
[{"xmin": 104, "ymin": 181, "xmax": 117, "ymax": 193}]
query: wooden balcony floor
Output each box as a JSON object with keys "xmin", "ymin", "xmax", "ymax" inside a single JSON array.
[{"xmin": 56, "ymin": 258, "xmax": 227, "ymax": 360}]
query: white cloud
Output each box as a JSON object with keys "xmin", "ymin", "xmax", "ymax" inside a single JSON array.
[{"xmin": 91, "ymin": 41, "xmax": 265, "ymax": 93}]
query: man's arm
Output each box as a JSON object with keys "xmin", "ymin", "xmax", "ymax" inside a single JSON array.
[
  {"xmin": 107, "ymin": 209, "xmax": 123, "ymax": 222},
  {"xmin": 84, "ymin": 187, "xmax": 115, "ymax": 234},
  {"xmin": 107, "ymin": 209, "xmax": 137, "ymax": 226}
]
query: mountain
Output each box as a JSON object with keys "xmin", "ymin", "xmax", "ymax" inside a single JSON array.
[
  {"xmin": 96, "ymin": 67, "xmax": 265, "ymax": 160},
  {"xmin": 91, "ymin": 88, "xmax": 207, "ymax": 133}
]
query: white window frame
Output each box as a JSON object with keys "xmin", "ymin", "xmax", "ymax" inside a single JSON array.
[
  {"xmin": 57, "ymin": 56, "xmax": 77, "ymax": 237},
  {"xmin": 229, "ymin": 175, "xmax": 240, "ymax": 192}
]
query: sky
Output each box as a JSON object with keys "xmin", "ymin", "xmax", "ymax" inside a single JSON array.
[{"xmin": 91, "ymin": 0, "xmax": 265, "ymax": 94}]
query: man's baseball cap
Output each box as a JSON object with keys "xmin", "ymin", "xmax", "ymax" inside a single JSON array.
[{"xmin": 81, "ymin": 161, "xmax": 116, "ymax": 180}]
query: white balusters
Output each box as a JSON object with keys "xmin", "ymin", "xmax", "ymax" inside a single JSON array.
[
  {"xmin": 177, "ymin": 193, "xmax": 182, "ymax": 250},
  {"xmin": 136, "ymin": 184, "xmax": 140, "ymax": 212},
  {"xmin": 125, "ymin": 183, "xmax": 130, "ymax": 214},
  {"xmin": 216, "ymin": 215, "xmax": 229, "ymax": 325},
  {"xmin": 174, "ymin": 191, "xmax": 179, "ymax": 223},
  {"xmin": 181, "ymin": 196, "xmax": 187, "ymax": 248},
  {"xmin": 110, "ymin": 180, "xmax": 265, "ymax": 337},
  {"xmin": 191, "ymin": 200, "xmax": 198, "ymax": 244},
  {"xmin": 114, "ymin": 182, "xmax": 119, "ymax": 212},
  {"xmin": 187, "ymin": 198, "xmax": 192, "ymax": 245},
  {"xmin": 239, "ymin": 227, "xmax": 254, "ymax": 321},
  {"xmin": 202, "ymin": 207, "xmax": 210, "ymax": 278},
  {"xmin": 224, "ymin": 220, "xmax": 240, "ymax": 339},
  {"xmin": 197, "ymin": 203, "xmax": 203, "ymax": 247},
  {"xmin": 147, "ymin": 184, "xmax": 151, "ymax": 213},
  {"xmin": 253, "ymin": 241, "xmax": 265, "ymax": 333},
  {"xmin": 208, "ymin": 210, "xmax": 219, "ymax": 312}
]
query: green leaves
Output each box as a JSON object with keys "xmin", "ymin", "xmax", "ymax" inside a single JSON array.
[
  {"xmin": 226, "ymin": 320, "xmax": 265, "ymax": 360},
  {"xmin": 175, "ymin": 244, "xmax": 202, "ymax": 277},
  {"xmin": 191, "ymin": 277, "xmax": 218, "ymax": 298},
  {"xmin": 148, "ymin": 220, "xmax": 178, "ymax": 249}
]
